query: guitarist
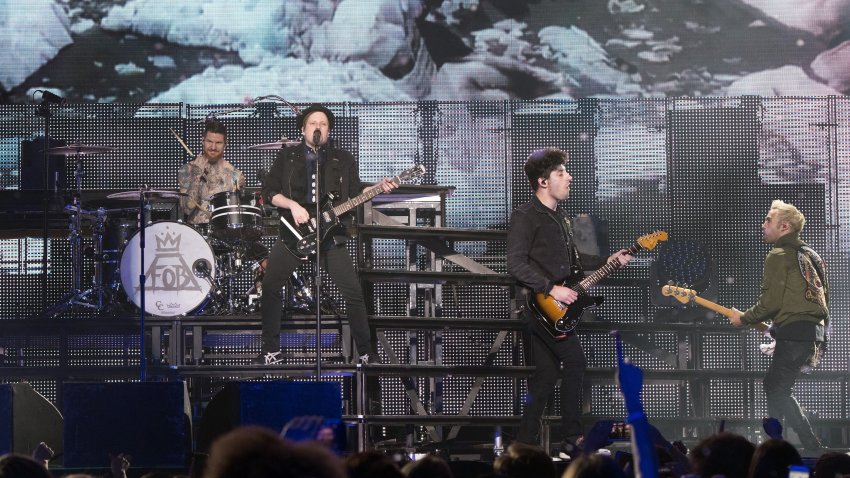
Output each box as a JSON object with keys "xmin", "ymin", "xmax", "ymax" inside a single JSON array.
[
  {"xmin": 258, "ymin": 104, "xmax": 396, "ymax": 365},
  {"xmin": 507, "ymin": 148, "xmax": 633, "ymax": 453},
  {"xmin": 728, "ymin": 200, "xmax": 828, "ymax": 452}
]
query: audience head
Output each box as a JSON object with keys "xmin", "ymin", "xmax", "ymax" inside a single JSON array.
[
  {"xmin": 493, "ymin": 442, "xmax": 556, "ymax": 478},
  {"xmin": 747, "ymin": 438, "xmax": 802, "ymax": 478},
  {"xmin": 345, "ymin": 451, "xmax": 404, "ymax": 478},
  {"xmin": 689, "ymin": 432, "xmax": 756, "ymax": 478},
  {"xmin": 203, "ymin": 425, "xmax": 345, "ymax": 478},
  {"xmin": 814, "ymin": 452, "xmax": 850, "ymax": 478},
  {"xmin": 0, "ymin": 454, "xmax": 52, "ymax": 478},
  {"xmin": 401, "ymin": 454, "xmax": 453, "ymax": 478},
  {"xmin": 562, "ymin": 453, "xmax": 626, "ymax": 478}
]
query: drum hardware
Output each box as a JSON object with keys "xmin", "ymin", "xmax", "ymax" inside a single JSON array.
[
  {"xmin": 244, "ymin": 139, "xmax": 301, "ymax": 151},
  {"xmin": 44, "ymin": 144, "xmax": 115, "ymax": 317}
]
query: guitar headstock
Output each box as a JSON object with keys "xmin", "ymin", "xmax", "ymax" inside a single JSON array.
[
  {"xmin": 661, "ymin": 283, "xmax": 698, "ymax": 305},
  {"xmin": 395, "ymin": 164, "xmax": 426, "ymax": 184},
  {"xmin": 637, "ymin": 230, "xmax": 668, "ymax": 250}
]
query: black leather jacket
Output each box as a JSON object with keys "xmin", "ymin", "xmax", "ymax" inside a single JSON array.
[
  {"xmin": 263, "ymin": 142, "xmax": 362, "ymax": 206},
  {"xmin": 507, "ymin": 195, "xmax": 606, "ymax": 294}
]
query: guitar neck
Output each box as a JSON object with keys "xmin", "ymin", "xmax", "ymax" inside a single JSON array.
[
  {"xmin": 330, "ymin": 178, "xmax": 397, "ymax": 217},
  {"xmin": 574, "ymin": 242, "xmax": 643, "ymax": 293},
  {"xmin": 687, "ymin": 295, "xmax": 769, "ymax": 333},
  {"xmin": 691, "ymin": 295, "xmax": 734, "ymax": 319}
]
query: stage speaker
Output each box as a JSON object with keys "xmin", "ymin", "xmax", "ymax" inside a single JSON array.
[
  {"xmin": 0, "ymin": 383, "xmax": 63, "ymax": 459},
  {"xmin": 62, "ymin": 381, "xmax": 191, "ymax": 468},
  {"xmin": 197, "ymin": 380, "xmax": 342, "ymax": 451}
]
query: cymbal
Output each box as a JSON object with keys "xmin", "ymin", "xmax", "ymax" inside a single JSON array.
[
  {"xmin": 107, "ymin": 189, "xmax": 187, "ymax": 200},
  {"xmin": 44, "ymin": 143, "xmax": 114, "ymax": 155},
  {"xmin": 245, "ymin": 139, "xmax": 301, "ymax": 151}
]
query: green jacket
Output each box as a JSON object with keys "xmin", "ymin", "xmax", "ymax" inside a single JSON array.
[{"xmin": 741, "ymin": 232, "xmax": 828, "ymax": 329}]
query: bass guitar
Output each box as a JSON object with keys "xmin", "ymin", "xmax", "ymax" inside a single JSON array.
[
  {"xmin": 660, "ymin": 284, "xmax": 769, "ymax": 333},
  {"xmin": 529, "ymin": 231, "xmax": 668, "ymax": 338},
  {"xmin": 279, "ymin": 164, "xmax": 425, "ymax": 257}
]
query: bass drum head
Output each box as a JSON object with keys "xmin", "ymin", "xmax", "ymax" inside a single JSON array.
[{"xmin": 120, "ymin": 221, "xmax": 215, "ymax": 317}]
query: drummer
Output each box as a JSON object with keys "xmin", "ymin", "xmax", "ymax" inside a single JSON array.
[{"xmin": 178, "ymin": 119, "xmax": 246, "ymax": 225}]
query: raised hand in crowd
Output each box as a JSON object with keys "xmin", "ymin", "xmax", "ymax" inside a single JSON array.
[
  {"xmin": 762, "ymin": 416, "xmax": 783, "ymax": 440},
  {"xmin": 613, "ymin": 331, "xmax": 659, "ymax": 478},
  {"xmin": 31, "ymin": 441, "xmax": 54, "ymax": 468},
  {"xmin": 110, "ymin": 452, "xmax": 130, "ymax": 478}
]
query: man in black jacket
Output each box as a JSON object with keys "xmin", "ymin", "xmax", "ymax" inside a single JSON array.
[
  {"xmin": 259, "ymin": 104, "xmax": 395, "ymax": 365},
  {"xmin": 507, "ymin": 148, "xmax": 633, "ymax": 452}
]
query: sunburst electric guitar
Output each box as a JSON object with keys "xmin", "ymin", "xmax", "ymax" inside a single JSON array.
[
  {"xmin": 660, "ymin": 284, "xmax": 769, "ymax": 333},
  {"xmin": 279, "ymin": 164, "xmax": 425, "ymax": 257},
  {"xmin": 529, "ymin": 231, "xmax": 668, "ymax": 338}
]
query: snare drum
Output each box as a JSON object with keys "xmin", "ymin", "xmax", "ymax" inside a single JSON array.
[
  {"xmin": 119, "ymin": 221, "xmax": 215, "ymax": 317},
  {"xmin": 209, "ymin": 191, "xmax": 263, "ymax": 242}
]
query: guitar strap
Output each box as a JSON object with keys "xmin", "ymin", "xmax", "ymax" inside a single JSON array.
[{"xmin": 555, "ymin": 209, "xmax": 583, "ymax": 273}]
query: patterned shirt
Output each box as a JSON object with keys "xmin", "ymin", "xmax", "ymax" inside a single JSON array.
[{"xmin": 177, "ymin": 154, "xmax": 245, "ymax": 224}]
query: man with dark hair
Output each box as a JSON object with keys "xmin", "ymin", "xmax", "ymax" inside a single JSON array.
[
  {"xmin": 507, "ymin": 147, "xmax": 633, "ymax": 453},
  {"xmin": 204, "ymin": 426, "xmax": 346, "ymax": 478},
  {"xmin": 259, "ymin": 104, "xmax": 396, "ymax": 365},
  {"xmin": 688, "ymin": 432, "xmax": 755, "ymax": 478},
  {"xmin": 729, "ymin": 199, "xmax": 828, "ymax": 452},
  {"xmin": 178, "ymin": 119, "xmax": 246, "ymax": 225}
]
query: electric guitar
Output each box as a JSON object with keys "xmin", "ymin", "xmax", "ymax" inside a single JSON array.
[
  {"xmin": 658, "ymin": 284, "xmax": 803, "ymax": 360},
  {"xmin": 660, "ymin": 284, "xmax": 769, "ymax": 333},
  {"xmin": 279, "ymin": 164, "xmax": 425, "ymax": 257},
  {"xmin": 529, "ymin": 231, "xmax": 668, "ymax": 338}
]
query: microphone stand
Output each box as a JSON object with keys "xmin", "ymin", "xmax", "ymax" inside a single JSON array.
[
  {"xmin": 138, "ymin": 188, "xmax": 147, "ymax": 381},
  {"xmin": 313, "ymin": 132, "xmax": 323, "ymax": 381}
]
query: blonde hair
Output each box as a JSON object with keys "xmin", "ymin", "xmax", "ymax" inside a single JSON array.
[{"xmin": 770, "ymin": 199, "xmax": 805, "ymax": 233}]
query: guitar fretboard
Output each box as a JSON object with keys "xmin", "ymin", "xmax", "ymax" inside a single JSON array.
[
  {"xmin": 330, "ymin": 177, "xmax": 400, "ymax": 217},
  {"xmin": 574, "ymin": 243, "xmax": 642, "ymax": 294}
]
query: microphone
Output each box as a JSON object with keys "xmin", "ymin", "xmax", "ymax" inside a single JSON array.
[
  {"xmin": 313, "ymin": 129, "xmax": 321, "ymax": 147},
  {"xmin": 39, "ymin": 90, "xmax": 65, "ymax": 104},
  {"xmin": 193, "ymin": 258, "xmax": 211, "ymax": 277}
]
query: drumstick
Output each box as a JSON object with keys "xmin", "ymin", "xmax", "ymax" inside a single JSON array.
[{"xmin": 169, "ymin": 127, "xmax": 195, "ymax": 157}]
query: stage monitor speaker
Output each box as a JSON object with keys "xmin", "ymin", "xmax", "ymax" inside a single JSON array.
[
  {"xmin": 62, "ymin": 381, "xmax": 191, "ymax": 468},
  {"xmin": 197, "ymin": 380, "xmax": 342, "ymax": 451},
  {"xmin": 0, "ymin": 383, "xmax": 63, "ymax": 460}
]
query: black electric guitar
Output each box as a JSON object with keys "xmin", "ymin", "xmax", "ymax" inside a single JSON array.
[
  {"xmin": 279, "ymin": 164, "xmax": 425, "ymax": 257},
  {"xmin": 529, "ymin": 231, "xmax": 668, "ymax": 338}
]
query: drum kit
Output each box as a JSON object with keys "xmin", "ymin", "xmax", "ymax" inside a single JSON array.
[{"xmin": 45, "ymin": 138, "xmax": 323, "ymax": 318}]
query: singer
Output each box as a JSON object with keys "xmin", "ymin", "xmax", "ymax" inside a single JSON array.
[
  {"xmin": 178, "ymin": 119, "xmax": 245, "ymax": 224},
  {"xmin": 259, "ymin": 104, "xmax": 396, "ymax": 365}
]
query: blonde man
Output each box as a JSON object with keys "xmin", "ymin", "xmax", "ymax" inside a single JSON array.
[{"xmin": 730, "ymin": 199, "xmax": 828, "ymax": 453}]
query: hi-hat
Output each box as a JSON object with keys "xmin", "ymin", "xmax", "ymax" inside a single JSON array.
[
  {"xmin": 44, "ymin": 143, "xmax": 114, "ymax": 155},
  {"xmin": 107, "ymin": 189, "xmax": 187, "ymax": 200},
  {"xmin": 245, "ymin": 139, "xmax": 301, "ymax": 151}
]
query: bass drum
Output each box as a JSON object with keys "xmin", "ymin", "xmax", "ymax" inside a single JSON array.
[{"xmin": 119, "ymin": 221, "xmax": 215, "ymax": 317}]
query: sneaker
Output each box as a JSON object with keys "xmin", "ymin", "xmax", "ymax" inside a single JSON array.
[
  {"xmin": 358, "ymin": 353, "xmax": 381, "ymax": 365},
  {"xmin": 255, "ymin": 351, "xmax": 284, "ymax": 365}
]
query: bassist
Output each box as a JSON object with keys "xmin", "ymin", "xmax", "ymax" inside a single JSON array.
[
  {"xmin": 259, "ymin": 104, "xmax": 396, "ymax": 365},
  {"xmin": 507, "ymin": 148, "xmax": 633, "ymax": 453}
]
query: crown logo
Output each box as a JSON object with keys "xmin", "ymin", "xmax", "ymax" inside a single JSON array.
[{"xmin": 155, "ymin": 231, "xmax": 181, "ymax": 251}]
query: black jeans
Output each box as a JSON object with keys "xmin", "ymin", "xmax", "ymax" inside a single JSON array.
[
  {"xmin": 764, "ymin": 339, "xmax": 820, "ymax": 447},
  {"xmin": 260, "ymin": 239, "xmax": 373, "ymax": 356},
  {"xmin": 517, "ymin": 315, "xmax": 586, "ymax": 444}
]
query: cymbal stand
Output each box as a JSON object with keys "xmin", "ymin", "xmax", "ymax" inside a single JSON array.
[
  {"xmin": 45, "ymin": 153, "xmax": 96, "ymax": 316},
  {"xmin": 88, "ymin": 208, "xmax": 110, "ymax": 310}
]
